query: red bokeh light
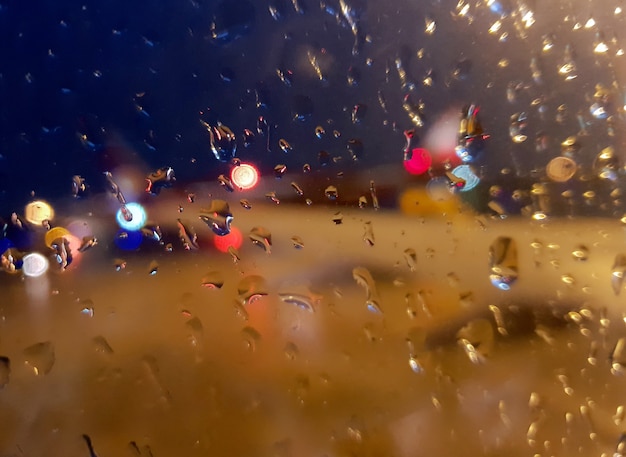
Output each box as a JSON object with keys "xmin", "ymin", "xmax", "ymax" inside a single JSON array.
[
  {"xmin": 231, "ymin": 163, "xmax": 259, "ymax": 190},
  {"xmin": 213, "ymin": 226, "xmax": 243, "ymax": 253},
  {"xmin": 403, "ymin": 148, "xmax": 432, "ymax": 175}
]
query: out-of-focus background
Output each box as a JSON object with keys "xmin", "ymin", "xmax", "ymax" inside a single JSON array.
[{"xmin": 2, "ymin": 0, "xmax": 626, "ymax": 455}]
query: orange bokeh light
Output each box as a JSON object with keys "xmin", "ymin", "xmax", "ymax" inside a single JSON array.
[
  {"xmin": 213, "ymin": 226, "xmax": 243, "ymax": 252},
  {"xmin": 231, "ymin": 163, "xmax": 259, "ymax": 190}
]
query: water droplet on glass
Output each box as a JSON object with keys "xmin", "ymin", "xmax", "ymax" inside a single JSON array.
[
  {"xmin": 362, "ymin": 221, "xmax": 375, "ymax": 246},
  {"xmin": 92, "ymin": 336, "xmax": 114, "ymax": 355},
  {"xmin": 572, "ymin": 245, "xmax": 589, "ymax": 261},
  {"xmin": 201, "ymin": 121, "xmax": 237, "ymax": 162},
  {"xmin": 198, "ymin": 200, "xmax": 233, "ymax": 236},
  {"xmin": 240, "ymin": 199, "xmax": 252, "ymax": 210},
  {"xmin": 290, "ymin": 181, "xmax": 304, "ymax": 196},
  {"xmin": 351, "ymin": 104, "xmax": 367, "ymax": 124},
  {"xmin": 210, "ymin": 0, "xmax": 256, "ymax": 44},
  {"xmin": 352, "ymin": 267, "xmax": 382, "ymax": 314},
  {"xmin": 249, "ymin": 227, "xmax": 272, "ymax": 253},
  {"xmin": 332, "ymin": 212, "xmax": 343, "ymax": 224},
  {"xmin": 284, "ymin": 342, "xmax": 299, "ymax": 360},
  {"xmin": 611, "ymin": 337, "xmax": 626, "ymax": 375},
  {"xmin": 241, "ymin": 326, "xmax": 261, "ymax": 352},
  {"xmin": 274, "ymin": 164, "xmax": 287, "ymax": 178},
  {"xmin": 148, "ymin": 260, "xmax": 159, "ymax": 275},
  {"xmin": 237, "ymin": 275, "xmax": 268, "ymax": 305},
  {"xmin": 403, "ymin": 248, "xmax": 417, "ymax": 272},
  {"xmin": 278, "ymin": 292, "xmax": 315, "ymax": 312},
  {"xmin": 290, "ymin": 236, "xmax": 304, "ymax": 249},
  {"xmin": 113, "ymin": 258, "xmax": 126, "ymax": 271},
  {"xmin": 456, "ymin": 318, "xmax": 494, "ymax": 364},
  {"xmin": 201, "ymin": 270, "xmax": 224, "ymax": 289},
  {"xmin": 325, "ymin": 185, "xmax": 338, "ymax": 201},
  {"xmin": 278, "ymin": 139, "xmax": 292, "ymax": 154},
  {"xmin": 347, "ymin": 65, "xmax": 360, "ymax": 86},
  {"xmin": 406, "ymin": 327, "xmax": 427, "ymax": 373},
  {"xmin": 612, "ymin": 254, "xmax": 626, "ymax": 295},
  {"xmin": 614, "ymin": 406, "xmax": 625, "ymax": 425},
  {"xmin": 314, "ymin": 126, "xmax": 325, "ymax": 139},
  {"xmin": 142, "ymin": 355, "xmax": 171, "ymax": 403},
  {"xmin": 185, "ymin": 316, "xmax": 204, "ymax": 352},
  {"xmin": 23, "ymin": 341, "xmax": 55, "ymax": 375},
  {"xmin": 489, "ymin": 237, "xmax": 518, "ymax": 290},
  {"xmin": 0, "ymin": 356, "xmax": 10, "ymax": 388},
  {"xmin": 346, "ymin": 138, "xmax": 364, "ymax": 161},
  {"xmin": 265, "ymin": 191, "xmax": 280, "ymax": 205}
]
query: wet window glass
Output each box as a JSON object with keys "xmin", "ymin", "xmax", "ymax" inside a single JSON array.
[{"xmin": 2, "ymin": 0, "xmax": 626, "ymax": 455}]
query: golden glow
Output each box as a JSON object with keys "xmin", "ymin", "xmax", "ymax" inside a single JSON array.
[
  {"xmin": 489, "ymin": 21, "xmax": 502, "ymax": 34},
  {"xmin": 24, "ymin": 200, "xmax": 54, "ymax": 226}
]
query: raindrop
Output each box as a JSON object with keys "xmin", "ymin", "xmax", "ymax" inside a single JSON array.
[
  {"xmin": 315, "ymin": 126, "xmax": 325, "ymax": 139},
  {"xmin": 198, "ymin": 200, "xmax": 233, "ymax": 236},
  {"xmin": 241, "ymin": 326, "xmax": 261, "ymax": 352},
  {"xmin": 92, "ymin": 336, "xmax": 114, "ymax": 355},
  {"xmin": 249, "ymin": 227, "xmax": 272, "ymax": 253},
  {"xmin": 219, "ymin": 67, "xmax": 235, "ymax": 82},
  {"xmin": 614, "ymin": 406, "xmax": 625, "ymax": 425},
  {"xmin": 234, "ymin": 300, "xmax": 249, "ymax": 320},
  {"xmin": 332, "ymin": 212, "xmax": 343, "ymax": 224},
  {"xmin": 318, "ymin": 150, "xmax": 331, "ymax": 166},
  {"xmin": 278, "ymin": 139, "xmax": 292, "ymax": 153},
  {"xmin": 142, "ymin": 355, "xmax": 171, "ymax": 403},
  {"xmin": 265, "ymin": 191, "xmax": 280, "ymax": 204},
  {"xmin": 113, "ymin": 258, "xmax": 127, "ymax": 271},
  {"xmin": 201, "ymin": 121, "xmax": 237, "ymax": 162},
  {"xmin": 456, "ymin": 318, "xmax": 494, "ymax": 364},
  {"xmin": 148, "ymin": 260, "xmax": 159, "ymax": 275},
  {"xmin": 347, "ymin": 66, "xmax": 360, "ymax": 86},
  {"xmin": 228, "ymin": 245, "xmax": 241, "ymax": 263},
  {"xmin": 352, "ymin": 267, "xmax": 382, "ymax": 314},
  {"xmin": 242, "ymin": 128, "xmax": 255, "ymax": 147},
  {"xmin": 611, "ymin": 254, "xmax": 626, "ymax": 295},
  {"xmin": 0, "ymin": 357, "xmax": 10, "ymax": 388},
  {"xmin": 201, "ymin": 270, "xmax": 224, "ymax": 289},
  {"xmin": 290, "ymin": 236, "xmax": 304, "ymax": 249},
  {"xmin": 351, "ymin": 104, "xmax": 367, "ymax": 124},
  {"xmin": 346, "ymin": 138, "xmax": 364, "ymax": 161},
  {"xmin": 177, "ymin": 219, "xmax": 199, "ymax": 250},
  {"xmin": 369, "ymin": 181, "xmax": 379, "ymax": 210},
  {"xmin": 290, "ymin": 182, "xmax": 304, "ymax": 196},
  {"xmin": 237, "ymin": 275, "xmax": 268, "ymax": 305},
  {"xmin": 23, "ymin": 341, "xmax": 55, "ymax": 375},
  {"xmin": 284, "ymin": 342, "xmax": 299, "ymax": 360},
  {"xmin": 489, "ymin": 237, "xmax": 518, "ymax": 290},
  {"xmin": 403, "ymin": 248, "xmax": 417, "ymax": 272},
  {"xmin": 611, "ymin": 337, "xmax": 626, "ymax": 375},
  {"xmin": 210, "ymin": 0, "xmax": 256, "ymax": 44},
  {"xmin": 274, "ymin": 164, "xmax": 287, "ymax": 178},
  {"xmin": 185, "ymin": 317, "xmax": 204, "ymax": 351},
  {"xmin": 278, "ymin": 293, "xmax": 315, "ymax": 312},
  {"xmin": 616, "ymin": 433, "xmax": 626, "ymax": 456},
  {"xmin": 362, "ymin": 221, "xmax": 375, "ymax": 246},
  {"xmin": 325, "ymin": 185, "xmax": 338, "ymax": 201}
]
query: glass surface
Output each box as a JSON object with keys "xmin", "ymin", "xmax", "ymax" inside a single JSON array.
[{"xmin": 2, "ymin": 0, "xmax": 626, "ymax": 455}]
